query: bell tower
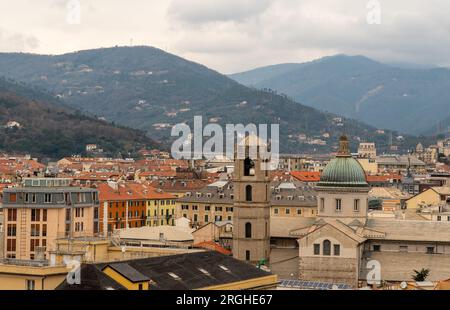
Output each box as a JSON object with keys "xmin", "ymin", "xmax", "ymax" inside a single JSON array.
[{"xmin": 232, "ymin": 135, "xmax": 271, "ymax": 263}]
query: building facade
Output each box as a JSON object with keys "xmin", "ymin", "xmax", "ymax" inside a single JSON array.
[{"xmin": 2, "ymin": 178, "xmax": 99, "ymax": 260}]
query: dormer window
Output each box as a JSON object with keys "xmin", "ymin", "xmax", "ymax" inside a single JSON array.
[{"xmin": 196, "ymin": 192, "xmax": 201, "ymax": 198}]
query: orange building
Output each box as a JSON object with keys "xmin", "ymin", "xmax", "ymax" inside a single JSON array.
[{"xmin": 97, "ymin": 182, "xmax": 147, "ymax": 233}]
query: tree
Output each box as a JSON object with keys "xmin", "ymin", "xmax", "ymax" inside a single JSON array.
[{"xmin": 412, "ymin": 268, "xmax": 430, "ymax": 282}]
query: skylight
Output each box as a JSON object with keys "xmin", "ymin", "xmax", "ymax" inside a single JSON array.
[
  {"xmin": 198, "ymin": 268, "xmax": 210, "ymax": 275},
  {"xmin": 168, "ymin": 272, "xmax": 181, "ymax": 280},
  {"xmin": 218, "ymin": 265, "xmax": 230, "ymax": 272}
]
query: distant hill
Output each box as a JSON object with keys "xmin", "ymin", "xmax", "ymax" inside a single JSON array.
[
  {"xmin": 422, "ymin": 116, "xmax": 450, "ymax": 136},
  {"xmin": 230, "ymin": 55, "xmax": 450, "ymax": 135},
  {"xmin": 0, "ymin": 47, "xmax": 418, "ymax": 153},
  {"xmin": 0, "ymin": 78, "xmax": 159, "ymax": 159}
]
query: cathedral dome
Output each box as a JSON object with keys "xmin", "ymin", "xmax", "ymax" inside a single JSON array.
[{"xmin": 318, "ymin": 136, "xmax": 368, "ymax": 188}]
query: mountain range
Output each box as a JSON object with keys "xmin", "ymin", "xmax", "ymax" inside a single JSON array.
[
  {"xmin": 230, "ymin": 55, "xmax": 450, "ymax": 135},
  {"xmin": 0, "ymin": 77, "xmax": 159, "ymax": 159},
  {"xmin": 0, "ymin": 47, "xmax": 423, "ymax": 154}
]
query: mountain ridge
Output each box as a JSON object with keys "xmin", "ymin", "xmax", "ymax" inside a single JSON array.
[
  {"xmin": 229, "ymin": 55, "xmax": 450, "ymax": 135},
  {"xmin": 0, "ymin": 46, "xmax": 422, "ymax": 154}
]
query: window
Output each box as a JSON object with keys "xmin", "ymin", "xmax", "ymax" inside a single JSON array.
[
  {"xmin": 335, "ymin": 199, "xmax": 342, "ymax": 212},
  {"xmin": 373, "ymin": 245, "xmax": 381, "ymax": 252},
  {"xmin": 215, "ymin": 207, "xmax": 223, "ymax": 212},
  {"xmin": 31, "ymin": 224, "xmax": 40, "ymax": 237},
  {"xmin": 297, "ymin": 209, "xmax": 302, "ymax": 215},
  {"xmin": 42, "ymin": 224, "xmax": 47, "ymax": 237},
  {"xmin": 30, "ymin": 239, "xmax": 40, "ymax": 252},
  {"xmin": 354, "ymin": 199, "xmax": 360, "ymax": 212},
  {"xmin": 205, "ymin": 206, "xmax": 210, "ymax": 211},
  {"xmin": 31, "ymin": 209, "xmax": 40, "ymax": 222},
  {"xmin": 7, "ymin": 239, "xmax": 16, "ymax": 251},
  {"xmin": 193, "ymin": 214, "xmax": 198, "ymax": 222},
  {"xmin": 138, "ymin": 284, "xmax": 143, "ymax": 290},
  {"xmin": 7, "ymin": 209, "xmax": 17, "ymax": 221},
  {"xmin": 426, "ymin": 247, "xmax": 435, "ymax": 254},
  {"xmin": 204, "ymin": 215, "xmax": 209, "ymax": 222},
  {"xmin": 44, "ymin": 194, "xmax": 52, "ymax": 203},
  {"xmin": 245, "ymin": 222, "xmax": 252, "ymax": 238},
  {"xmin": 323, "ymin": 240, "xmax": 331, "ymax": 256},
  {"xmin": 244, "ymin": 158, "xmax": 255, "ymax": 176},
  {"xmin": 9, "ymin": 193, "xmax": 17, "ymax": 203},
  {"xmin": 43, "ymin": 209, "xmax": 47, "ymax": 221},
  {"xmin": 245, "ymin": 185, "xmax": 252, "ymax": 202},
  {"xmin": 7, "ymin": 224, "xmax": 16, "ymax": 237},
  {"xmin": 274, "ymin": 208, "xmax": 279, "ymax": 214},
  {"xmin": 245, "ymin": 250, "xmax": 251, "ymax": 261},
  {"xmin": 285, "ymin": 208, "xmax": 290, "ymax": 215},
  {"xmin": 437, "ymin": 216, "xmax": 442, "ymax": 221},
  {"xmin": 320, "ymin": 198, "xmax": 325, "ymax": 211},
  {"xmin": 313, "ymin": 244, "xmax": 320, "ymax": 255},
  {"xmin": 334, "ymin": 244, "xmax": 341, "ymax": 256},
  {"xmin": 26, "ymin": 280, "xmax": 35, "ymax": 290}
]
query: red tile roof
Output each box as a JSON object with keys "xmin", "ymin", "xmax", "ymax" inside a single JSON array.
[
  {"xmin": 194, "ymin": 241, "xmax": 232, "ymax": 255},
  {"xmin": 291, "ymin": 171, "xmax": 321, "ymax": 182}
]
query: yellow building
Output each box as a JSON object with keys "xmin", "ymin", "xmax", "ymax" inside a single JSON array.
[
  {"xmin": 0, "ymin": 262, "xmax": 69, "ymax": 290},
  {"xmin": 145, "ymin": 195, "xmax": 177, "ymax": 227},
  {"xmin": 111, "ymin": 183, "xmax": 178, "ymax": 227},
  {"xmin": 406, "ymin": 187, "xmax": 450, "ymax": 210},
  {"xmin": 357, "ymin": 158, "xmax": 378, "ymax": 174}
]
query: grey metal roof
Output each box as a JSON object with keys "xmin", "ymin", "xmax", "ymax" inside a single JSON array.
[{"xmin": 104, "ymin": 263, "xmax": 150, "ymax": 283}]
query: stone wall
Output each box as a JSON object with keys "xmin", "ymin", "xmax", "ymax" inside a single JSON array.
[{"xmin": 299, "ymin": 256, "xmax": 358, "ymax": 287}]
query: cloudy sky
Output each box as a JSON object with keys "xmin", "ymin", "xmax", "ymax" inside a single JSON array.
[{"xmin": 1, "ymin": 0, "xmax": 449, "ymax": 73}]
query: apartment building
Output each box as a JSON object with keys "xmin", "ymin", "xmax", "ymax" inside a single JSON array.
[
  {"xmin": 177, "ymin": 180, "xmax": 317, "ymax": 228},
  {"xmin": 97, "ymin": 182, "xmax": 178, "ymax": 234},
  {"xmin": 2, "ymin": 178, "xmax": 99, "ymax": 260}
]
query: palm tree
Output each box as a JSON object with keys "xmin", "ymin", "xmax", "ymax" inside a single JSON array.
[{"xmin": 412, "ymin": 268, "xmax": 430, "ymax": 281}]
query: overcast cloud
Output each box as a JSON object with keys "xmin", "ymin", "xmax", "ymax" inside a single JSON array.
[{"xmin": 0, "ymin": 0, "xmax": 449, "ymax": 73}]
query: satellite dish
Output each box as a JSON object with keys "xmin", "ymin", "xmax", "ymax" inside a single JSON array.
[{"xmin": 400, "ymin": 281, "xmax": 408, "ymax": 289}]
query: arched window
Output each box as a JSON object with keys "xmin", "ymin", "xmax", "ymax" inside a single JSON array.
[
  {"xmin": 246, "ymin": 185, "xmax": 252, "ymax": 201},
  {"xmin": 245, "ymin": 222, "xmax": 252, "ymax": 238},
  {"xmin": 323, "ymin": 240, "xmax": 331, "ymax": 256},
  {"xmin": 244, "ymin": 158, "xmax": 255, "ymax": 176}
]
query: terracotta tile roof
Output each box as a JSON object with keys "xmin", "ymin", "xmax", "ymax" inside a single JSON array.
[
  {"xmin": 194, "ymin": 241, "xmax": 232, "ymax": 255},
  {"xmin": 291, "ymin": 171, "xmax": 321, "ymax": 182},
  {"xmin": 366, "ymin": 174, "xmax": 402, "ymax": 183}
]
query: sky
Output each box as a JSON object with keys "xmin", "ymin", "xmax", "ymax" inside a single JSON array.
[{"xmin": 1, "ymin": 0, "xmax": 450, "ymax": 73}]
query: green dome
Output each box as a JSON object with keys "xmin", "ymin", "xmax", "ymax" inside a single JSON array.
[
  {"xmin": 318, "ymin": 157, "xmax": 368, "ymax": 187},
  {"xmin": 317, "ymin": 136, "xmax": 368, "ymax": 188}
]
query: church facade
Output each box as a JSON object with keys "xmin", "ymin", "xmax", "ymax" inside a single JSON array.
[{"xmin": 296, "ymin": 136, "xmax": 450, "ymax": 287}]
